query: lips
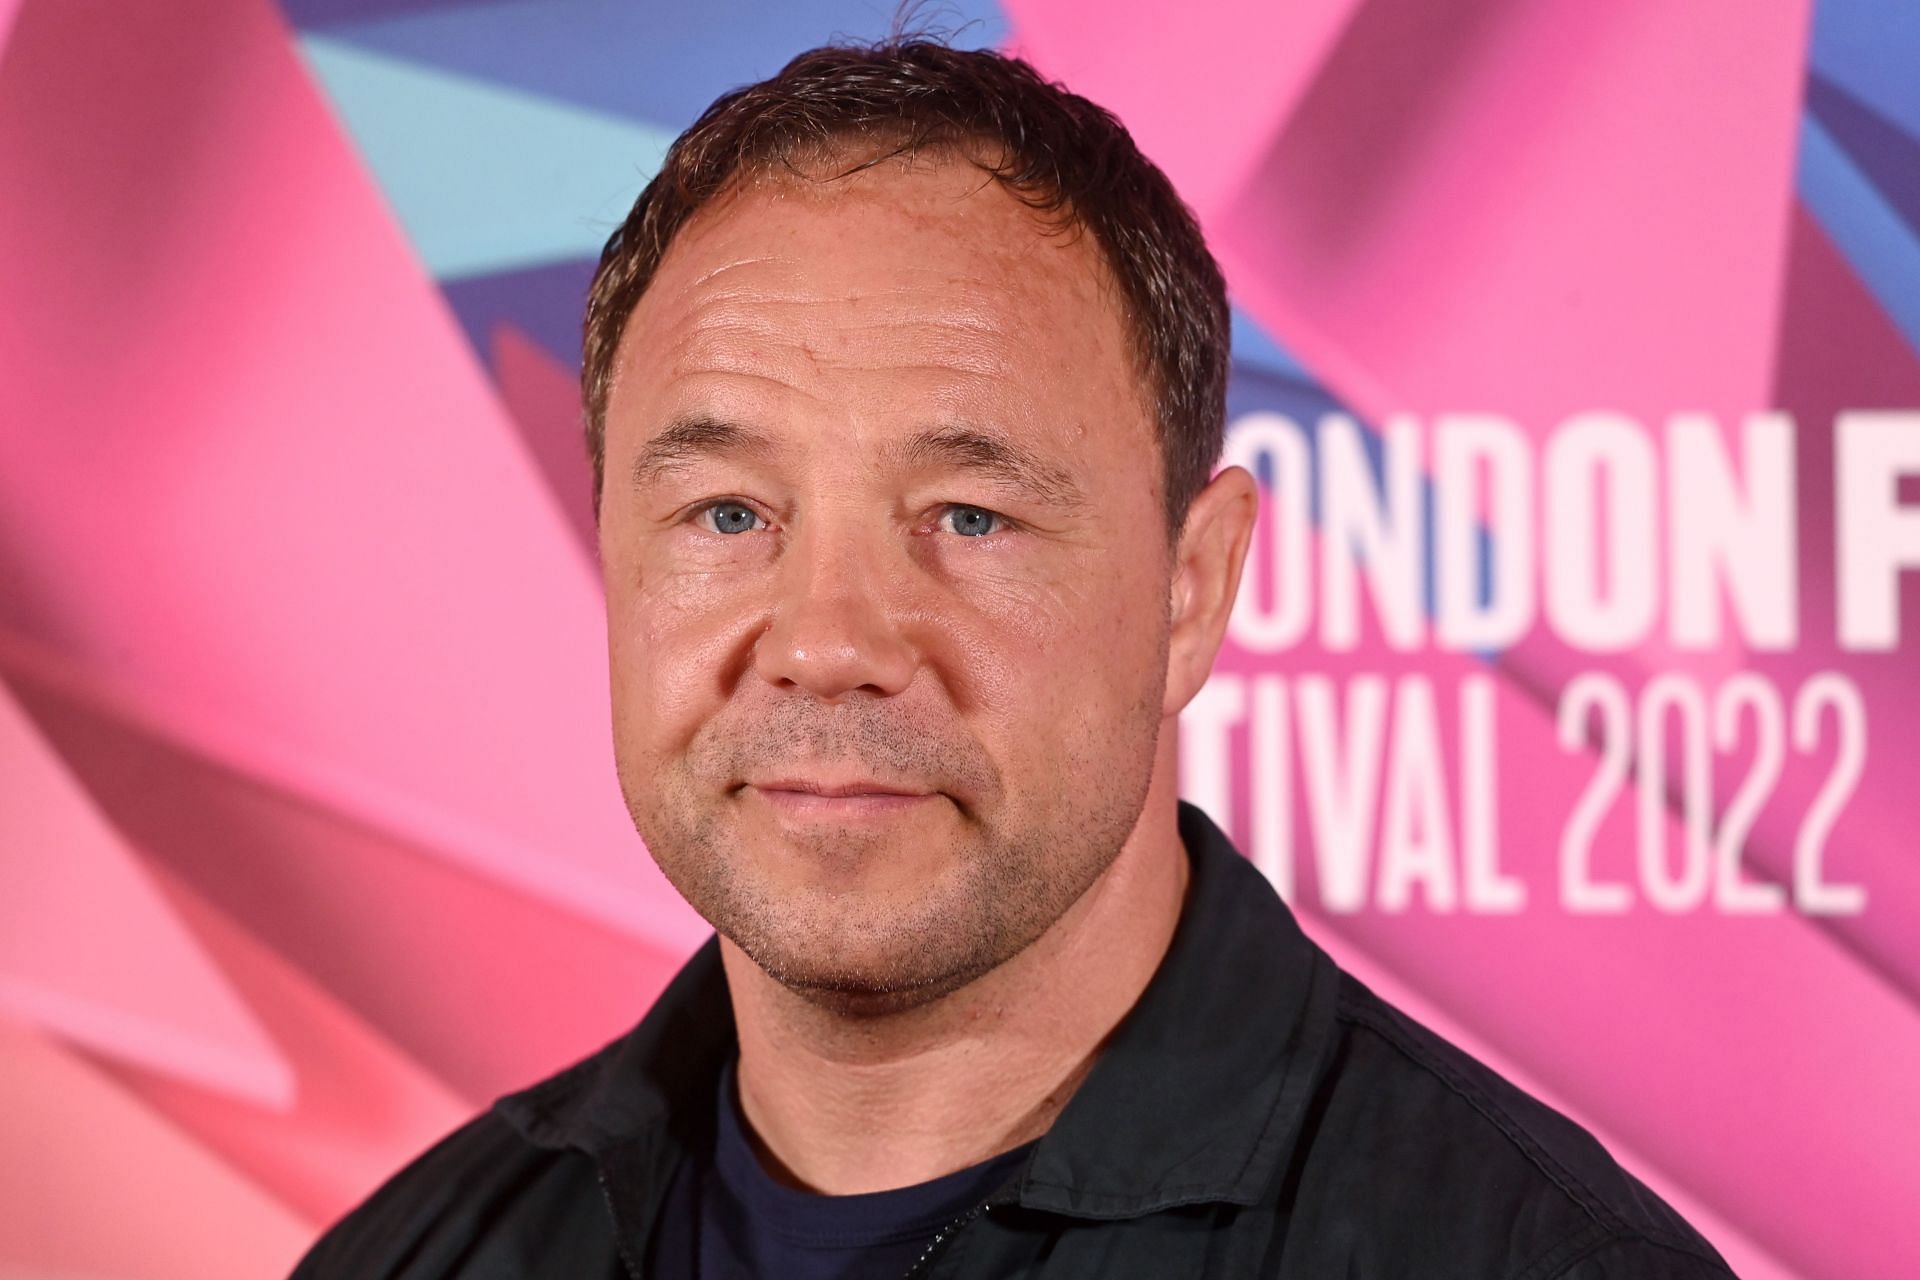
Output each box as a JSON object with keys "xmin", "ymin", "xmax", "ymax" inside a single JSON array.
[
  {"xmin": 750, "ymin": 777, "xmax": 934, "ymax": 798},
  {"xmin": 742, "ymin": 776, "xmax": 941, "ymax": 822}
]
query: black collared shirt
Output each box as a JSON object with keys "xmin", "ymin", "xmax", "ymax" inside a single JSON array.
[{"xmin": 291, "ymin": 803, "xmax": 1737, "ymax": 1279}]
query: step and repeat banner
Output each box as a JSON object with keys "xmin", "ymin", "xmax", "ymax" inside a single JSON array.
[{"xmin": 0, "ymin": 1, "xmax": 1913, "ymax": 1277}]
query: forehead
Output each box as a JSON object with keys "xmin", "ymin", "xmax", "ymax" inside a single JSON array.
[{"xmin": 607, "ymin": 154, "xmax": 1152, "ymax": 449}]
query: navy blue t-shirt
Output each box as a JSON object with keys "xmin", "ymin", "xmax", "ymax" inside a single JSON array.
[{"xmin": 646, "ymin": 1054, "xmax": 1036, "ymax": 1278}]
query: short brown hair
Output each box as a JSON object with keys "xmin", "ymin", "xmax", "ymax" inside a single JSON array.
[{"xmin": 582, "ymin": 39, "xmax": 1230, "ymax": 542}]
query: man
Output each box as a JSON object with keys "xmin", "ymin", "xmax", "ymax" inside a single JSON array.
[{"xmin": 293, "ymin": 38, "xmax": 1735, "ymax": 1280}]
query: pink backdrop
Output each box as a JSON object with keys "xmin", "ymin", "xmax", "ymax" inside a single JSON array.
[{"xmin": 2, "ymin": 1, "xmax": 1915, "ymax": 1276}]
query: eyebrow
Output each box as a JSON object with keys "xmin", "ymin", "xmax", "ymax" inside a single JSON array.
[
  {"xmin": 892, "ymin": 424, "xmax": 1089, "ymax": 510},
  {"xmin": 629, "ymin": 414, "xmax": 1089, "ymax": 510},
  {"xmin": 629, "ymin": 414, "xmax": 778, "ymax": 489}
]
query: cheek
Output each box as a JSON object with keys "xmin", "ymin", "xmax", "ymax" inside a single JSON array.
[
  {"xmin": 934, "ymin": 566, "xmax": 1080, "ymax": 705},
  {"xmin": 607, "ymin": 564, "xmax": 767, "ymax": 753},
  {"xmin": 948, "ymin": 560, "xmax": 1163, "ymax": 744}
]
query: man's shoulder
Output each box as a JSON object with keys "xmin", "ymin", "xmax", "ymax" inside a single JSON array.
[
  {"xmin": 1283, "ymin": 970, "xmax": 1733, "ymax": 1278},
  {"xmin": 288, "ymin": 943, "xmax": 732, "ymax": 1277},
  {"xmin": 287, "ymin": 1103, "xmax": 614, "ymax": 1278}
]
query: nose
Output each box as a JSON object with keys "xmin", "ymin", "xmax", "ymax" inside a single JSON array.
[{"xmin": 753, "ymin": 519, "xmax": 919, "ymax": 701}]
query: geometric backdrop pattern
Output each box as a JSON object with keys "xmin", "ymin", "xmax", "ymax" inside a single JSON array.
[{"xmin": 1, "ymin": 1, "xmax": 1914, "ymax": 1276}]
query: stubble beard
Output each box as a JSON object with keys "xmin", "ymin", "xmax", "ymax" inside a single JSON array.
[{"xmin": 618, "ymin": 688, "xmax": 1163, "ymax": 1017}]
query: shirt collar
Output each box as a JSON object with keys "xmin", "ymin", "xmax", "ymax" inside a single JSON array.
[{"xmin": 493, "ymin": 801, "xmax": 1340, "ymax": 1219}]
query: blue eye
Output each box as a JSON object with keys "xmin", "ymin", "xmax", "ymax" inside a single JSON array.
[
  {"xmin": 698, "ymin": 501, "xmax": 763, "ymax": 535},
  {"xmin": 940, "ymin": 505, "xmax": 1004, "ymax": 537}
]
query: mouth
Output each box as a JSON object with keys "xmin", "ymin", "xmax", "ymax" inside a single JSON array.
[{"xmin": 742, "ymin": 777, "xmax": 942, "ymax": 821}]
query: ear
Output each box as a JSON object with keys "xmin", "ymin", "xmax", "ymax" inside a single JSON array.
[{"xmin": 1164, "ymin": 464, "xmax": 1259, "ymax": 717}]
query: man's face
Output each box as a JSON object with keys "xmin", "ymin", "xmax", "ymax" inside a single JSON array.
[{"xmin": 598, "ymin": 154, "xmax": 1176, "ymax": 1010}]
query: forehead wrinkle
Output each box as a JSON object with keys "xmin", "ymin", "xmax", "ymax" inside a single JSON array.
[
  {"xmin": 647, "ymin": 239, "xmax": 1038, "ymax": 345},
  {"xmin": 678, "ymin": 276, "xmax": 1018, "ymax": 330},
  {"xmin": 663, "ymin": 297, "xmax": 1017, "ymax": 385},
  {"xmin": 684, "ymin": 251, "xmax": 784, "ymax": 290}
]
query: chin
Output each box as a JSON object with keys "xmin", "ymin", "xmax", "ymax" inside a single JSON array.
[
  {"xmin": 721, "ymin": 882, "xmax": 1010, "ymax": 1012},
  {"xmin": 744, "ymin": 936, "xmax": 997, "ymax": 1018}
]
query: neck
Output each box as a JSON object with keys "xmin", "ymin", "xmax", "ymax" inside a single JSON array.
[{"xmin": 719, "ymin": 732, "xmax": 1191, "ymax": 1195}]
